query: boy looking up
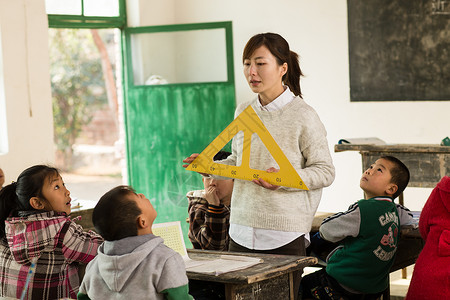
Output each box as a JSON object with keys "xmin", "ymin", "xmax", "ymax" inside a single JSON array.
[
  {"xmin": 301, "ymin": 156, "xmax": 412, "ymax": 299},
  {"xmin": 78, "ymin": 186, "xmax": 192, "ymax": 300}
]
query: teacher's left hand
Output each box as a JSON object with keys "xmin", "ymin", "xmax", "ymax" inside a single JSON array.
[{"xmin": 252, "ymin": 167, "xmax": 280, "ymax": 190}]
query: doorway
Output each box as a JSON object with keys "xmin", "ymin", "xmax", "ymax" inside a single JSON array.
[
  {"xmin": 123, "ymin": 22, "xmax": 236, "ymax": 244},
  {"xmin": 48, "ymin": 28, "xmax": 124, "ymax": 206},
  {"xmin": 46, "ymin": 0, "xmax": 127, "ymax": 206}
]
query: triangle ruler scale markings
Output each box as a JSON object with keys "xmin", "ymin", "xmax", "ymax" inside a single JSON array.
[{"xmin": 186, "ymin": 105, "xmax": 308, "ymax": 190}]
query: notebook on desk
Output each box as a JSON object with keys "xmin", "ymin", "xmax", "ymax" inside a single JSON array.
[{"xmin": 152, "ymin": 221, "xmax": 262, "ymax": 275}]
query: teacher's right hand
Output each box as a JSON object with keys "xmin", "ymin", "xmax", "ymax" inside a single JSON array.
[
  {"xmin": 182, "ymin": 153, "xmax": 210, "ymax": 177},
  {"xmin": 182, "ymin": 153, "xmax": 199, "ymax": 168}
]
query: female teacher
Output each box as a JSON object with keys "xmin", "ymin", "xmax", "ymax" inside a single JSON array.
[{"xmin": 184, "ymin": 33, "xmax": 334, "ymax": 289}]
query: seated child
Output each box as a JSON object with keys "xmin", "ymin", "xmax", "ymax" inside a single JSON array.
[
  {"xmin": 405, "ymin": 176, "xmax": 450, "ymax": 300},
  {"xmin": 78, "ymin": 185, "xmax": 193, "ymax": 300},
  {"xmin": 301, "ymin": 156, "xmax": 412, "ymax": 299},
  {"xmin": 187, "ymin": 151, "xmax": 233, "ymax": 251},
  {"xmin": 0, "ymin": 165, "xmax": 103, "ymax": 300}
]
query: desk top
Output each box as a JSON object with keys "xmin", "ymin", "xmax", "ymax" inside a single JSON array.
[
  {"xmin": 186, "ymin": 249, "xmax": 317, "ymax": 284},
  {"xmin": 69, "ymin": 204, "xmax": 96, "ymax": 232},
  {"xmin": 335, "ymin": 144, "xmax": 450, "ymax": 153}
]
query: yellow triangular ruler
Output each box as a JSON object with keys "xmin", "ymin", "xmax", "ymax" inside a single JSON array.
[{"xmin": 186, "ymin": 105, "xmax": 308, "ymax": 190}]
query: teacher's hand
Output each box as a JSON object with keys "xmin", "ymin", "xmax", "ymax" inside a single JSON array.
[
  {"xmin": 252, "ymin": 167, "xmax": 280, "ymax": 190},
  {"xmin": 182, "ymin": 153, "xmax": 199, "ymax": 168},
  {"xmin": 182, "ymin": 153, "xmax": 209, "ymax": 177}
]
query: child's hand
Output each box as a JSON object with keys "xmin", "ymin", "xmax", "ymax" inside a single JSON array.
[
  {"xmin": 204, "ymin": 186, "xmax": 220, "ymax": 206},
  {"xmin": 252, "ymin": 167, "xmax": 280, "ymax": 190}
]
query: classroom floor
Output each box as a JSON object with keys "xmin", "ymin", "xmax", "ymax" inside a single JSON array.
[{"xmin": 389, "ymin": 265, "xmax": 414, "ymax": 299}]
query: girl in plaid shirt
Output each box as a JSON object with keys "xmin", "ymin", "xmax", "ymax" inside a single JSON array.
[{"xmin": 0, "ymin": 165, "xmax": 103, "ymax": 300}]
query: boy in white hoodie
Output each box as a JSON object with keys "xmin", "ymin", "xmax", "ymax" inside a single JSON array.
[{"xmin": 78, "ymin": 185, "xmax": 193, "ymax": 300}]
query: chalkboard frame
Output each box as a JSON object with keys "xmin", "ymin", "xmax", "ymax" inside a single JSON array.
[{"xmin": 347, "ymin": 0, "xmax": 450, "ymax": 102}]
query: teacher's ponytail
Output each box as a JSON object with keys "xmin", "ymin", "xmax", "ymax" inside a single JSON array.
[{"xmin": 284, "ymin": 50, "xmax": 303, "ymax": 98}]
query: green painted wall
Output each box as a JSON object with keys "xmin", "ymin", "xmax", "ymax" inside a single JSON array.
[{"xmin": 125, "ymin": 83, "xmax": 235, "ymax": 247}]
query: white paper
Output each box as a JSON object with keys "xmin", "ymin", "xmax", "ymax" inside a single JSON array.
[
  {"xmin": 152, "ymin": 221, "xmax": 188, "ymax": 259},
  {"xmin": 152, "ymin": 221, "xmax": 263, "ymax": 275},
  {"xmin": 186, "ymin": 255, "xmax": 263, "ymax": 276}
]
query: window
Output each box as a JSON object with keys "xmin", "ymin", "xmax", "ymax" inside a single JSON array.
[
  {"xmin": 130, "ymin": 28, "xmax": 228, "ymax": 85},
  {"xmin": 46, "ymin": 0, "xmax": 126, "ymax": 28},
  {"xmin": 125, "ymin": 22, "xmax": 234, "ymax": 86}
]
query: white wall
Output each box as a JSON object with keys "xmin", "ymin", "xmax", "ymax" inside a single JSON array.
[
  {"xmin": 131, "ymin": 0, "xmax": 449, "ymax": 212},
  {"xmin": 0, "ymin": 0, "xmax": 54, "ymax": 183}
]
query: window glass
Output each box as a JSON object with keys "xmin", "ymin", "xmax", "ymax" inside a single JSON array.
[
  {"xmin": 45, "ymin": 0, "xmax": 81, "ymax": 15},
  {"xmin": 46, "ymin": 0, "xmax": 120, "ymax": 17},
  {"xmin": 131, "ymin": 28, "xmax": 228, "ymax": 85},
  {"xmin": 84, "ymin": 0, "xmax": 119, "ymax": 16}
]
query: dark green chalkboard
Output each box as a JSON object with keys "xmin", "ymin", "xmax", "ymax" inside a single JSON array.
[
  {"xmin": 348, "ymin": 0, "xmax": 450, "ymax": 101},
  {"xmin": 123, "ymin": 22, "xmax": 236, "ymax": 247}
]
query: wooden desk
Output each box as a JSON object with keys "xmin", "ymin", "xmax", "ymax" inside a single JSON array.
[
  {"xmin": 69, "ymin": 199, "xmax": 98, "ymax": 231},
  {"xmin": 334, "ymin": 143, "xmax": 450, "ymax": 188},
  {"xmin": 187, "ymin": 249, "xmax": 317, "ymax": 300}
]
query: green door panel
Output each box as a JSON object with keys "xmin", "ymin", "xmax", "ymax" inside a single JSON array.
[
  {"xmin": 123, "ymin": 22, "xmax": 235, "ymax": 247},
  {"xmin": 125, "ymin": 84, "xmax": 235, "ymax": 246}
]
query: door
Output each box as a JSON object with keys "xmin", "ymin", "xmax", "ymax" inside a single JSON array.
[{"xmin": 123, "ymin": 22, "xmax": 235, "ymax": 243}]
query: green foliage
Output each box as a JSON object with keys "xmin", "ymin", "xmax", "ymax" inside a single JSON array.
[{"xmin": 48, "ymin": 29, "xmax": 108, "ymax": 155}]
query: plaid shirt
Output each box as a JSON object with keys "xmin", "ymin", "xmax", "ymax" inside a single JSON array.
[
  {"xmin": 0, "ymin": 211, "xmax": 103, "ymax": 300},
  {"xmin": 187, "ymin": 190, "xmax": 230, "ymax": 251}
]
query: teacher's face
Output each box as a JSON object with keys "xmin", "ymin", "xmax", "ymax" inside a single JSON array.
[{"xmin": 243, "ymin": 45, "xmax": 287, "ymax": 104}]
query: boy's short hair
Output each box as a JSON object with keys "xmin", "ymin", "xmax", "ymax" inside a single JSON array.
[
  {"xmin": 213, "ymin": 151, "xmax": 232, "ymax": 161},
  {"xmin": 382, "ymin": 156, "xmax": 410, "ymax": 199},
  {"xmin": 92, "ymin": 185, "xmax": 142, "ymax": 241}
]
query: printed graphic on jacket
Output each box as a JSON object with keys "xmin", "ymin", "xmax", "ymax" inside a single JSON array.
[{"xmin": 373, "ymin": 212, "xmax": 399, "ymax": 261}]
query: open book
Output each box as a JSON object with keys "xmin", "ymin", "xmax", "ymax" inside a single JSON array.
[{"xmin": 152, "ymin": 221, "xmax": 262, "ymax": 275}]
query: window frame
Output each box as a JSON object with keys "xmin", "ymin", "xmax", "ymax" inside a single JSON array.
[
  {"xmin": 124, "ymin": 21, "xmax": 235, "ymax": 88},
  {"xmin": 47, "ymin": 0, "xmax": 126, "ymax": 29}
]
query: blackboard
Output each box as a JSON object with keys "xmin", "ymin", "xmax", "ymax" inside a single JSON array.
[{"xmin": 348, "ymin": 0, "xmax": 450, "ymax": 101}]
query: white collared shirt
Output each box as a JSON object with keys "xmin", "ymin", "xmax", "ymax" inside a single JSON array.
[
  {"xmin": 257, "ymin": 86, "xmax": 294, "ymax": 112},
  {"xmin": 229, "ymin": 86, "xmax": 310, "ymax": 250}
]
